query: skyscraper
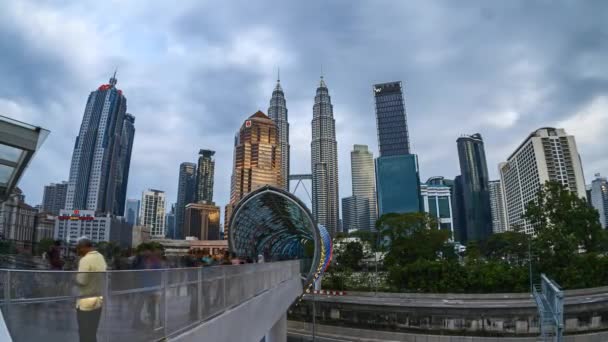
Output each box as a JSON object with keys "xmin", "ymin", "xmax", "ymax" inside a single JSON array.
[
  {"xmin": 488, "ymin": 180, "xmax": 508, "ymax": 233},
  {"xmin": 125, "ymin": 199, "xmax": 140, "ymax": 226},
  {"xmin": 267, "ymin": 74, "xmax": 290, "ymax": 190},
  {"xmin": 311, "ymin": 76, "xmax": 340, "ymax": 236},
  {"xmin": 373, "ymin": 81, "xmax": 410, "ymax": 156},
  {"xmin": 456, "ymin": 133, "xmax": 492, "ymax": 242},
  {"xmin": 165, "ymin": 203, "xmax": 176, "ymax": 239},
  {"xmin": 341, "ymin": 196, "xmax": 369, "ymax": 233},
  {"xmin": 196, "ymin": 149, "xmax": 215, "ymax": 203},
  {"xmin": 176, "ymin": 162, "xmax": 197, "ymax": 239},
  {"xmin": 591, "ymin": 174, "xmax": 608, "ymax": 229},
  {"xmin": 225, "ymin": 111, "xmax": 283, "ymax": 237},
  {"xmin": 499, "ymin": 127, "xmax": 586, "ymax": 234},
  {"xmin": 65, "ymin": 73, "xmax": 134, "ymax": 215},
  {"xmin": 452, "ymin": 175, "xmax": 466, "ymax": 242},
  {"xmin": 373, "ymin": 82, "xmax": 421, "ymax": 216},
  {"xmin": 41, "ymin": 181, "xmax": 68, "ymax": 215},
  {"xmin": 140, "ymin": 189, "xmax": 166, "ymax": 238},
  {"xmin": 350, "ymin": 145, "xmax": 377, "ymax": 230},
  {"xmin": 114, "ymin": 113, "xmax": 136, "ymax": 216}
]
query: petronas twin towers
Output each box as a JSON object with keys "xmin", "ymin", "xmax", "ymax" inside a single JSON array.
[{"xmin": 266, "ymin": 74, "xmax": 340, "ymax": 236}]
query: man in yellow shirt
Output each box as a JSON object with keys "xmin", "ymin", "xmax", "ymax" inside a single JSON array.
[{"xmin": 76, "ymin": 237, "xmax": 107, "ymax": 342}]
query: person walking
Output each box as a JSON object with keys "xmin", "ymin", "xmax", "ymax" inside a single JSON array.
[{"xmin": 75, "ymin": 237, "xmax": 107, "ymax": 342}]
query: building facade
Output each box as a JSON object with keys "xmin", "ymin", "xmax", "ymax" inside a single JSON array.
[
  {"xmin": 165, "ymin": 203, "xmax": 176, "ymax": 239},
  {"xmin": 342, "ymin": 196, "xmax": 369, "ymax": 233},
  {"xmin": 225, "ymin": 111, "xmax": 283, "ymax": 237},
  {"xmin": 420, "ymin": 179, "xmax": 454, "ymax": 238},
  {"xmin": 351, "ymin": 145, "xmax": 377, "ymax": 230},
  {"xmin": 311, "ymin": 76, "xmax": 340, "ymax": 236},
  {"xmin": 267, "ymin": 76, "xmax": 290, "ymax": 190},
  {"xmin": 125, "ymin": 199, "xmax": 140, "ymax": 226},
  {"xmin": 0, "ymin": 188, "xmax": 37, "ymax": 249},
  {"xmin": 65, "ymin": 73, "xmax": 134, "ymax": 215},
  {"xmin": 456, "ymin": 133, "xmax": 492, "ymax": 242},
  {"xmin": 499, "ymin": 127, "xmax": 586, "ymax": 234},
  {"xmin": 196, "ymin": 149, "xmax": 215, "ymax": 203},
  {"xmin": 590, "ymin": 174, "xmax": 608, "ymax": 229},
  {"xmin": 140, "ymin": 189, "xmax": 166, "ymax": 238},
  {"xmin": 114, "ymin": 113, "xmax": 135, "ymax": 216},
  {"xmin": 373, "ymin": 81, "xmax": 421, "ymax": 217},
  {"xmin": 373, "ymin": 81, "xmax": 410, "ymax": 156},
  {"xmin": 34, "ymin": 213, "xmax": 56, "ymax": 242},
  {"xmin": 175, "ymin": 162, "xmax": 197, "ymax": 239},
  {"xmin": 488, "ymin": 180, "xmax": 508, "ymax": 233},
  {"xmin": 184, "ymin": 202, "xmax": 220, "ymax": 240},
  {"xmin": 54, "ymin": 209, "xmax": 132, "ymax": 247},
  {"xmin": 41, "ymin": 181, "xmax": 68, "ymax": 215}
]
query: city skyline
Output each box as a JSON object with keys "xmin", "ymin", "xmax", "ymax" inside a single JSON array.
[{"xmin": 3, "ymin": 1, "xmax": 607, "ymax": 218}]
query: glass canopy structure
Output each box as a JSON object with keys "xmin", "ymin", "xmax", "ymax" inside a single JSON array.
[
  {"xmin": 0, "ymin": 115, "xmax": 49, "ymax": 201},
  {"xmin": 229, "ymin": 185, "xmax": 332, "ymax": 288}
]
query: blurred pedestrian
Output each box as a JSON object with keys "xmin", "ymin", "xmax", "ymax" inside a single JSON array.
[
  {"xmin": 48, "ymin": 240, "xmax": 64, "ymax": 270},
  {"xmin": 75, "ymin": 237, "xmax": 107, "ymax": 342}
]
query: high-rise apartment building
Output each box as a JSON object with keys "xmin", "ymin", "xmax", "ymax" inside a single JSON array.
[
  {"xmin": 499, "ymin": 127, "xmax": 586, "ymax": 234},
  {"xmin": 125, "ymin": 199, "xmax": 140, "ymax": 226},
  {"xmin": 114, "ymin": 113, "xmax": 135, "ymax": 216},
  {"xmin": 140, "ymin": 189, "xmax": 166, "ymax": 238},
  {"xmin": 267, "ymin": 75, "xmax": 289, "ymax": 190},
  {"xmin": 456, "ymin": 133, "xmax": 492, "ymax": 242},
  {"xmin": 225, "ymin": 111, "xmax": 282, "ymax": 237},
  {"xmin": 341, "ymin": 196, "xmax": 369, "ymax": 233},
  {"xmin": 591, "ymin": 174, "xmax": 608, "ymax": 229},
  {"xmin": 488, "ymin": 180, "xmax": 508, "ymax": 233},
  {"xmin": 311, "ymin": 76, "xmax": 340, "ymax": 236},
  {"xmin": 65, "ymin": 73, "xmax": 134, "ymax": 215},
  {"xmin": 196, "ymin": 150, "xmax": 215, "ymax": 203},
  {"xmin": 41, "ymin": 181, "xmax": 68, "ymax": 215},
  {"xmin": 184, "ymin": 202, "xmax": 220, "ymax": 240},
  {"xmin": 175, "ymin": 162, "xmax": 197, "ymax": 239},
  {"xmin": 350, "ymin": 145, "xmax": 377, "ymax": 230},
  {"xmin": 373, "ymin": 82, "xmax": 421, "ymax": 216},
  {"xmin": 420, "ymin": 177, "xmax": 454, "ymax": 237}
]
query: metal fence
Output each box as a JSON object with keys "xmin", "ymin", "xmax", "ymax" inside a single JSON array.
[
  {"xmin": 0, "ymin": 260, "xmax": 300, "ymax": 342},
  {"xmin": 533, "ymin": 273, "xmax": 564, "ymax": 342}
]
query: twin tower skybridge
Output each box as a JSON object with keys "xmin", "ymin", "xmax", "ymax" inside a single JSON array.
[{"xmin": 228, "ymin": 185, "xmax": 332, "ymax": 291}]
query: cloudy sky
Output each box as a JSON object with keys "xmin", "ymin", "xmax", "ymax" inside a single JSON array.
[{"xmin": 2, "ymin": 1, "xmax": 607, "ymax": 217}]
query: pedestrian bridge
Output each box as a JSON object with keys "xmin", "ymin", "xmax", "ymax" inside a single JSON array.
[{"xmin": 0, "ymin": 260, "xmax": 302, "ymax": 342}]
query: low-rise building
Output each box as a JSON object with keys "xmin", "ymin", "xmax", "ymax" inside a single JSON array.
[
  {"xmin": 0, "ymin": 187, "xmax": 37, "ymax": 251},
  {"xmin": 420, "ymin": 178, "xmax": 454, "ymax": 239},
  {"xmin": 34, "ymin": 213, "xmax": 56, "ymax": 242},
  {"xmin": 54, "ymin": 209, "xmax": 132, "ymax": 248}
]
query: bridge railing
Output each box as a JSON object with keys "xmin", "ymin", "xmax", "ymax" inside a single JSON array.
[{"xmin": 0, "ymin": 260, "xmax": 300, "ymax": 342}]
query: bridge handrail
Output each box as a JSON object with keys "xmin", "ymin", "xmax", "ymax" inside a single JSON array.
[{"xmin": 0, "ymin": 260, "xmax": 301, "ymax": 341}]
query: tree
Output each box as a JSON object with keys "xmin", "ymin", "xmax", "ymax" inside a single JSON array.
[
  {"xmin": 349, "ymin": 230, "xmax": 380, "ymax": 252},
  {"xmin": 377, "ymin": 212, "xmax": 450, "ymax": 266},
  {"xmin": 36, "ymin": 238, "xmax": 56, "ymax": 256},
  {"xmin": 481, "ymin": 231, "xmax": 530, "ymax": 266},
  {"xmin": 336, "ymin": 241, "xmax": 364, "ymax": 271},
  {"xmin": 524, "ymin": 181, "xmax": 604, "ymax": 258}
]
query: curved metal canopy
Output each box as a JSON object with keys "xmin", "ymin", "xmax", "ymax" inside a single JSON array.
[{"xmin": 229, "ymin": 185, "xmax": 331, "ymax": 287}]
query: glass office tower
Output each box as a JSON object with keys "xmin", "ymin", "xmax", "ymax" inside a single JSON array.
[
  {"xmin": 373, "ymin": 81, "xmax": 410, "ymax": 156},
  {"xmin": 375, "ymin": 154, "xmax": 422, "ymax": 215}
]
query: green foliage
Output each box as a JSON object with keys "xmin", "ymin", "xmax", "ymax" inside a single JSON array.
[
  {"xmin": 0, "ymin": 240, "xmax": 16, "ymax": 254},
  {"xmin": 36, "ymin": 238, "xmax": 56, "ymax": 256},
  {"xmin": 349, "ymin": 230, "xmax": 380, "ymax": 251},
  {"xmin": 336, "ymin": 241, "xmax": 364, "ymax": 271},
  {"xmin": 377, "ymin": 212, "xmax": 450, "ymax": 266}
]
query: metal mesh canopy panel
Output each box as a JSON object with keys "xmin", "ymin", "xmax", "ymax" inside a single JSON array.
[{"xmin": 229, "ymin": 185, "xmax": 331, "ymax": 287}]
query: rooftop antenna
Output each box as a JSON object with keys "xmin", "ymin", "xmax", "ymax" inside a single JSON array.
[
  {"xmin": 277, "ymin": 66, "xmax": 280, "ymax": 82},
  {"xmin": 109, "ymin": 67, "xmax": 118, "ymax": 86}
]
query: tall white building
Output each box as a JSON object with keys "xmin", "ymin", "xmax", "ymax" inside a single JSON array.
[
  {"xmin": 140, "ymin": 189, "xmax": 166, "ymax": 238},
  {"xmin": 591, "ymin": 174, "xmax": 608, "ymax": 229},
  {"xmin": 311, "ymin": 76, "xmax": 340, "ymax": 236},
  {"xmin": 499, "ymin": 127, "xmax": 586, "ymax": 234},
  {"xmin": 341, "ymin": 196, "xmax": 369, "ymax": 233},
  {"xmin": 488, "ymin": 180, "xmax": 508, "ymax": 233},
  {"xmin": 420, "ymin": 178, "xmax": 454, "ymax": 239},
  {"xmin": 351, "ymin": 145, "xmax": 377, "ymax": 231}
]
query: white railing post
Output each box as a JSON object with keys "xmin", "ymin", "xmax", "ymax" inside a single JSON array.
[
  {"xmin": 103, "ymin": 271, "xmax": 110, "ymax": 342},
  {"xmin": 162, "ymin": 269, "xmax": 168, "ymax": 337},
  {"xmin": 197, "ymin": 267, "xmax": 202, "ymax": 321}
]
